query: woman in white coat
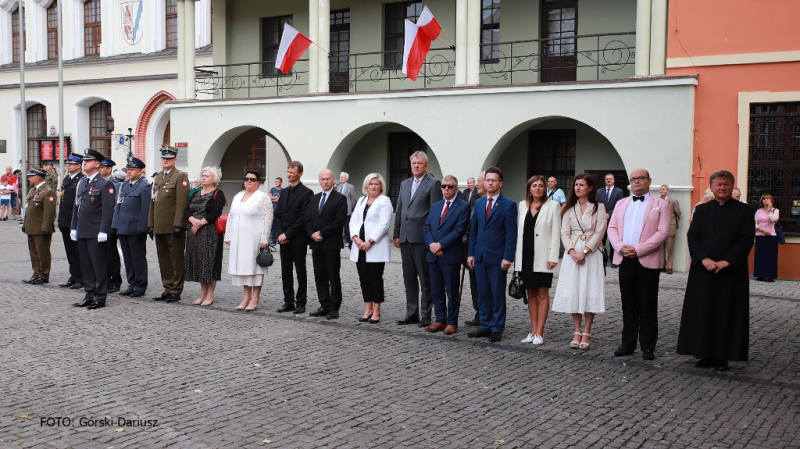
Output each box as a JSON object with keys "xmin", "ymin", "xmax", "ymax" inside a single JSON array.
[
  {"xmin": 514, "ymin": 175, "xmax": 561, "ymax": 345},
  {"xmin": 349, "ymin": 173, "xmax": 393, "ymax": 324},
  {"xmin": 224, "ymin": 170, "xmax": 273, "ymax": 311}
]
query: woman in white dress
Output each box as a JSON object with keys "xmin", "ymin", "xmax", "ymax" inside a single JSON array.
[
  {"xmin": 224, "ymin": 170, "xmax": 273, "ymax": 311},
  {"xmin": 552, "ymin": 173, "xmax": 607, "ymax": 350}
]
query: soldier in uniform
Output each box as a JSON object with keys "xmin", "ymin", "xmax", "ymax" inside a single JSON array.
[
  {"xmin": 22, "ymin": 168, "xmax": 57, "ymax": 285},
  {"xmin": 147, "ymin": 146, "xmax": 190, "ymax": 303},
  {"xmin": 113, "ymin": 158, "xmax": 151, "ymax": 297},
  {"xmin": 42, "ymin": 161, "xmax": 59, "ymax": 192},
  {"xmin": 70, "ymin": 149, "xmax": 117, "ymax": 310},
  {"xmin": 99, "ymin": 158, "xmax": 123, "ymax": 292},
  {"xmin": 58, "ymin": 154, "xmax": 85, "ymax": 289}
]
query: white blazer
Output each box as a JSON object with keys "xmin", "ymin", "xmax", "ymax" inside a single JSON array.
[
  {"xmin": 513, "ymin": 199, "xmax": 562, "ymax": 273},
  {"xmin": 349, "ymin": 194, "xmax": 393, "ymax": 263}
]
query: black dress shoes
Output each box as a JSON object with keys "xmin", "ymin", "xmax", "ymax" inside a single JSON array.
[
  {"xmin": 22, "ymin": 276, "xmax": 36, "ymax": 284},
  {"xmin": 87, "ymin": 300, "xmax": 106, "ymax": 310},
  {"xmin": 165, "ymin": 294, "xmax": 181, "ymax": 303},
  {"xmin": 276, "ymin": 304, "xmax": 295, "ymax": 313},
  {"xmin": 70, "ymin": 282, "xmax": 84, "ymax": 289},
  {"xmin": 396, "ymin": 316, "xmax": 420, "ymax": 325},
  {"xmin": 130, "ymin": 291, "xmax": 145, "ymax": 298},
  {"xmin": 73, "ymin": 298, "xmax": 93, "ymax": 307},
  {"xmin": 490, "ymin": 332, "xmax": 503, "ymax": 342},
  {"xmin": 614, "ymin": 347, "xmax": 635, "ymax": 357},
  {"xmin": 642, "ymin": 349, "xmax": 655, "ymax": 361},
  {"xmin": 695, "ymin": 359, "xmax": 718, "ymax": 368},
  {"xmin": 59, "ymin": 280, "xmax": 76, "ymax": 288},
  {"xmin": 418, "ymin": 318, "xmax": 432, "ymax": 328},
  {"xmin": 464, "ymin": 317, "xmax": 480, "ymax": 327},
  {"xmin": 467, "ymin": 329, "xmax": 491, "ymax": 338},
  {"xmin": 107, "ymin": 285, "xmax": 120, "ymax": 293},
  {"xmin": 293, "ymin": 306, "xmax": 306, "ymax": 314},
  {"xmin": 30, "ymin": 278, "xmax": 47, "ymax": 285},
  {"xmin": 309, "ymin": 308, "xmax": 328, "ymax": 317},
  {"xmin": 326, "ymin": 311, "xmax": 339, "ymax": 320},
  {"xmin": 119, "ymin": 289, "xmax": 134, "ymax": 296},
  {"xmin": 153, "ymin": 292, "xmax": 169, "ymax": 301}
]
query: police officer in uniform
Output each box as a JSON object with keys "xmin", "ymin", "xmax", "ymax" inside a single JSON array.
[
  {"xmin": 113, "ymin": 158, "xmax": 151, "ymax": 297},
  {"xmin": 22, "ymin": 168, "xmax": 57, "ymax": 284},
  {"xmin": 58, "ymin": 154, "xmax": 85, "ymax": 289},
  {"xmin": 99, "ymin": 158, "xmax": 123, "ymax": 292},
  {"xmin": 147, "ymin": 146, "xmax": 190, "ymax": 302},
  {"xmin": 70, "ymin": 149, "xmax": 117, "ymax": 310},
  {"xmin": 43, "ymin": 160, "xmax": 59, "ymax": 192}
]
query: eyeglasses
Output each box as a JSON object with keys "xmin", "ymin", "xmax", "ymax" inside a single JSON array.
[
  {"xmin": 630, "ymin": 176, "xmax": 649, "ymax": 182},
  {"xmin": 441, "ymin": 184, "xmax": 457, "ymax": 189},
  {"xmin": 244, "ymin": 177, "xmax": 258, "ymax": 182}
]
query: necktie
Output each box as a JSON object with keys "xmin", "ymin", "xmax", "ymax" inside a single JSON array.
[
  {"xmin": 440, "ymin": 200, "xmax": 450, "ymax": 224},
  {"xmin": 607, "ymin": 188, "xmax": 611, "ymax": 197},
  {"xmin": 633, "ymin": 196, "xmax": 644, "ymax": 202},
  {"xmin": 485, "ymin": 197, "xmax": 493, "ymax": 219},
  {"xmin": 318, "ymin": 192, "xmax": 327, "ymax": 214},
  {"xmin": 410, "ymin": 178, "xmax": 420, "ymax": 199}
]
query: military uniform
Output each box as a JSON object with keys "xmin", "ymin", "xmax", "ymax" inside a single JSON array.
[
  {"xmin": 22, "ymin": 171, "xmax": 57, "ymax": 284},
  {"xmin": 100, "ymin": 158, "xmax": 123, "ymax": 291},
  {"xmin": 71, "ymin": 149, "xmax": 117, "ymax": 309},
  {"xmin": 44, "ymin": 169, "xmax": 59, "ymax": 192},
  {"xmin": 148, "ymin": 151, "xmax": 190, "ymax": 301},
  {"xmin": 58, "ymin": 156, "xmax": 84, "ymax": 288},
  {"xmin": 113, "ymin": 158, "xmax": 151, "ymax": 296}
]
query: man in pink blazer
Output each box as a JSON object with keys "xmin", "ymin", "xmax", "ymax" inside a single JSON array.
[{"xmin": 607, "ymin": 168, "xmax": 671, "ymax": 361}]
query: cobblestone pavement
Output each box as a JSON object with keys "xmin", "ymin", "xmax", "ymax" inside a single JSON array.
[{"xmin": 0, "ymin": 221, "xmax": 798, "ymax": 448}]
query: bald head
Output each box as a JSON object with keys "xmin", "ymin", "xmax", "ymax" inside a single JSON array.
[{"xmin": 319, "ymin": 169, "xmax": 335, "ymax": 191}]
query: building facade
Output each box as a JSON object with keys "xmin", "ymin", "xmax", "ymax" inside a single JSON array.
[{"xmin": 666, "ymin": 0, "xmax": 800, "ymax": 279}]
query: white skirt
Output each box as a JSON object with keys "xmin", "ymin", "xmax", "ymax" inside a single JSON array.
[
  {"xmin": 552, "ymin": 239, "xmax": 605, "ymax": 314},
  {"xmin": 231, "ymin": 274, "xmax": 264, "ymax": 287}
]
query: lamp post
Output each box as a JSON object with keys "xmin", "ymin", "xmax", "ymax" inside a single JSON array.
[{"xmin": 107, "ymin": 115, "xmax": 134, "ymax": 164}]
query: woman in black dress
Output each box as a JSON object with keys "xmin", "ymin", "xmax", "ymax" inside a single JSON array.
[
  {"xmin": 513, "ymin": 175, "xmax": 562, "ymax": 345},
  {"xmin": 185, "ymin": 167, "xmax": 226, "ymax": 306}
]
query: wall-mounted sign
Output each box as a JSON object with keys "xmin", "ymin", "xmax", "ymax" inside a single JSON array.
[{"xmin": 175, "ymin": 142, "xmax": 188, "ymax": 148}]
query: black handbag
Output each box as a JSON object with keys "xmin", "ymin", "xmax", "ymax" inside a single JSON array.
[
  {"xmin": 508, "ymin": 272, "xmax": 525, "ymax": 300},
  {"xmin": 256, "ymin": 245, "xmax": 275, "ymax": 267},
  {"xmin": 774, "ymin": 220, "xmax": 786, "ymax": 245}
]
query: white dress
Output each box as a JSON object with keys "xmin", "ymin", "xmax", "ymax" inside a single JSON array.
[
  {"xmin": 552, "ymin": 202, "xmax": 607, "ymax": 314},
  {"xmin": 224, "ymin": 190, "xmax": 273, "ymax": 286}
]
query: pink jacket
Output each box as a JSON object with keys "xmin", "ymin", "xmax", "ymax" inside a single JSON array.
[{"xmin": 607, "ymin": 195, "xmax": 671, "ymax": 269}]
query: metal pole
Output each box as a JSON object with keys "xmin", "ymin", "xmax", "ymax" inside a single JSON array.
[
  {"xmin": 58, "ymin": 0, "xmax": 65, "ymax": 190},
  {"xmin": 18, "ymin": 0, "xmax": 28, "ymax": 214},
  {"xmin": 127, "ymin": 128, "xmax": 134, "ymax": 165}
]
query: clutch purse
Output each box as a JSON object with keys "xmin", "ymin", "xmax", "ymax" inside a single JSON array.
[{"xmin": 508, "ymin": 272, "xmax": 525, "ymax": 300}]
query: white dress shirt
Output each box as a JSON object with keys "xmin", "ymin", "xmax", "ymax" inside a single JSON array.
[{"xmin": 622, "ymin": 192, "xmax": 649, "ymax": 246}]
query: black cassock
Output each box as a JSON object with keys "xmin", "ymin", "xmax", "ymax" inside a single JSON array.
[{"xmin": 677, "ymin": 199, "xmax": 755, "ymax": 362}]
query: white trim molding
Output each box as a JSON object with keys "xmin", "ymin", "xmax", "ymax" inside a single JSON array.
[
  {"xmin": 668, "ymin": 51, "xmax": 800, "ymax": 69},
  {"xmin": 737, "ymin": 91, "xmax": 800, "ymax": 204}
]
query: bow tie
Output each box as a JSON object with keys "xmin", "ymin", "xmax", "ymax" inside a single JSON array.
[{"xmin": 632, "ymin": 196, "xmax": 645, "ymax": 202}]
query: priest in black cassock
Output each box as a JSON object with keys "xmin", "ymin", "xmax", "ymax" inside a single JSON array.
[{"xmin": 677, "ymin": 170, "xmax": 755, "ymax": 372}]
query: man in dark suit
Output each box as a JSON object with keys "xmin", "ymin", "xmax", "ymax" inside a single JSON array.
[
  {"xmin": 99, "ymin": 158, "xmax": 122, "ymax": 292},
  {"xmin": 597, "ymin": 173, "xmax": 624, "ymax": 246},
  {"xmin": 424, "ymin": 175, "xmax": 471, "ymax": 335},
  {"xmin": 276, "ymin": 161, "xmax": 314, "ymax": 314},
  {"xmin": 462, "ymin": 177, "xmax": 478, "ymax": 207},
  {"xmin": 70, "ymin": 149, "xmax": 117, "ymax": 310},
  {"xmin": 337, "ymin": 172, "xmax": 357, "ymax": 248},
  {"xmin": 113, "ymin": 158, "xmax": 151, "ymax": 297},
  {"xmin": 467, "ymin": 166, "xmax": 517, "ymax": 342},
  {"xmin": 393, "ymin": 151, "xmax": 443, "ymax": 327},
  {"xmin": 305, "ymin": 169, "xmax": 348, "ymax": 320},
  {"xmin": 58, "ymin": 154, "xmax": 85, "ymax": 289},
  {"xmin": 464, "ymin": 171, "xmax": 485, "ymax": 327},
  {"xmin": 22, "ymin": 168, "xmax": 57, "ymax": 285}
]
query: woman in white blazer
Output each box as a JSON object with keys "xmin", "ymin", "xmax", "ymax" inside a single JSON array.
[
  {"xmin": 349, "ymin": 173, "xmax": 394, "ymax": 324},
  {"xmin": 514, "ymin": 175, "xmax": 562, "ymax": 345}
]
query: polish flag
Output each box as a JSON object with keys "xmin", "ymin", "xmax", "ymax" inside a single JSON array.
[
  {"xmin": 402, "ymin": 6, "xmax": 443, "ymax": 81},
  {"xmin": 275, "ymin": 24, "xmax": 313, "ymax": 74}
]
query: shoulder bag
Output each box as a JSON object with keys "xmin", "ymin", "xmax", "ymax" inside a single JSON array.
[
  {"xmin": 774, "ymin": 213, "xmax": 785, "ymax": 245},
  {"xmin": 213, "ymin": 190, "xmax": 228, "ymax": 235}
]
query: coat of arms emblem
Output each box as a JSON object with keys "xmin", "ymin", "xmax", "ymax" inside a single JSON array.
[{"xmin": 122, "ymin": 2, "xmax": 144, "ymax": 45}]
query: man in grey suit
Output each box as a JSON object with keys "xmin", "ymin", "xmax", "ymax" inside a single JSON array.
[
  {"xmin": 338, "ymin": 172, "xmax": 358, "ymax": 248},
  {"xmin": 462, "ymin": 177, "xmax": 478, "ymax": 207},
  {"xmin": 393, "ymin": 151, "xmax": 443, "ymax": 327}
]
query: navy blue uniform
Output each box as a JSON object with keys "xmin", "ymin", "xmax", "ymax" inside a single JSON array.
[
  {"xmin": 58, "ymin": 172, "xmax": 84, "ymax": 284},
  {"xmin": 113, "ymin": 177, "xmax": 151, "ymax": 293}
]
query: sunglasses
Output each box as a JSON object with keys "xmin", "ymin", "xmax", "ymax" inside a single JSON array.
[
  {"xmin": 441, "ymin": 184, "xmax": 457, "ymax": 189},
  {"xmin": 244, "ymin": 177, "xmax": 259, "ymax": 182}
]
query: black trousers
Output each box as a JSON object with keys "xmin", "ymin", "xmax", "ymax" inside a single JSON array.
[
  {"xmin": 119, "ymin": 233, "xmax": 148, "ymax": 291},
  {"xmin": 468, "ymin": 265, "xmax": 479, "ymax": 319},
  {"xmin": 356, "ymin": 252, "xmax": 385, "ymax": 303},
  {"xmin": 106, "ymin": 231, "xmax": 122, "ymax": 287},
  {"xmin": 60, "ymin": 227, "xmax": 81, "ymax": 282},
  {"xmin": 77, "ymin": 238, "xmax": 108, "ymax": 301},
  {"xmin": 618, "ymin": 257, "xmax": 661, "ymax": 351},
  {"xmin": 280, "ymin": 244, "xmax": 308, "ymax": 307},
  {"xmin": 311, "ymin": 248, "xmax": 343, "ymax": 311}
]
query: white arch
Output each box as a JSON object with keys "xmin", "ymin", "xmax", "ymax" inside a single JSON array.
[{"xmin": 72, "ymin": 95, "xmax": 113, "ymax": 152}]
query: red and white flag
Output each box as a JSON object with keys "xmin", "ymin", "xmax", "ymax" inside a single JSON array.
[
  {"xmin": 275, "ymin": 24, "xmax": 313, "ymax": 74},
  {"xmin": 402, "ymin": 6, "xmax": 442, "ymax": 81}
]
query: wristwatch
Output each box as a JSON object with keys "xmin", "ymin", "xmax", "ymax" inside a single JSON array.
[{"xmin": 582, "ymin": 248, "xmax": 589, "ymax": 254}]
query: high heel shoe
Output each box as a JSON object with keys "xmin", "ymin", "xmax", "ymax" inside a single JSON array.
[
  {"xmin": 368, "ymin": 315, "xmax": 381, "ymax": 324},
  {"xmin": 245, "ymin": 298, "xmax": 260, "ymax": 311},
  {"xmin": 235, "ymin": 299, "xmax": 249, "ymax": 310},
  {"xmin": 193, "ymin": 298, "xmax": 205, "ymax": 305},
  {"xmin": 200, "ymin": 299, "xmax": 214, "ymax": 306},
  {"xmin": 569, "ymin": 331, "xmax": 582, "ymax": 349},
  {"xmin": 579, "ymin": 333, "xmax": 591, "ymax": 350},
  {"xmin": 358, "ymin": 312, "xmax": 373, "ymax": 322}
]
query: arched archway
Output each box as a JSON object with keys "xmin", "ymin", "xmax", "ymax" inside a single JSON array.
[
  {"xmin": 135, "ymin": 90, "xmax": 176, "ymax": 162},
  {"xmin": 329, "ymin": 122, "xmax": 443, "ymax": 204}
]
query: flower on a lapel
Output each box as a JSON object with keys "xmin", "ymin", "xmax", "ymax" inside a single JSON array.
[{"xmin": 652, "ymin": 207, "xmax": 661, "ymax": 212}]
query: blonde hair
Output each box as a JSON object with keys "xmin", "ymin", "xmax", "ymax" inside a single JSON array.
[
  {"xmin": 201, "ymin": 166, "xmax": 222, "ymax": 186},
  {"xmin": 702, "ymin": 188, "xmax": 714, "ymax": 202},
  {"xmin": 362, "ymin": 173, "xmax": 386, "ymax": 195}
]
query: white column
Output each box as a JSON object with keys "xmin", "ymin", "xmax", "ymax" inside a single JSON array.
[
  {"xmin": 649, "ymin": 0, "xmax": 667, "ymax": 75},
  {"xmin": 317, "ymin": 0, "xmax": 329, "ymax": 93},
  {"xmin": 465, "ymin": 0, "xmax": 480, "ymax": 85},
  {"xmin": 454, "ymin": 0, "xmax": 467, "ymax": 86},
  {"xmin": 307, "ymin": 0, "xmax": 319, "ymax": 93},
  {"xmin": 177, "ymin": 0, "xmax": 186, "ymax": 99},
  {"xmin": 185, "ymin": 0, "xmax": 197, "ymax": 99},
  {"xmin": 635, "ymin": 0, "xmax": 651, "ymax": 76}
]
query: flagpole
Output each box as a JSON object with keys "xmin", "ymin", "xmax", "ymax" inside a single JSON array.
[
  {"xmin": 439, "ymin": 29, "xmax": 456, "ymax": 48},
  {"xmin": 57, "ymin": 0, "xmax": 65, "ymax": 191},
  {"xmin": 311, "ymin": 41, "xmax": 330, "ymax": 55},
  {"xmin": 18, "ymin": 0, "xmax": 28, "ymax": 214}
]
